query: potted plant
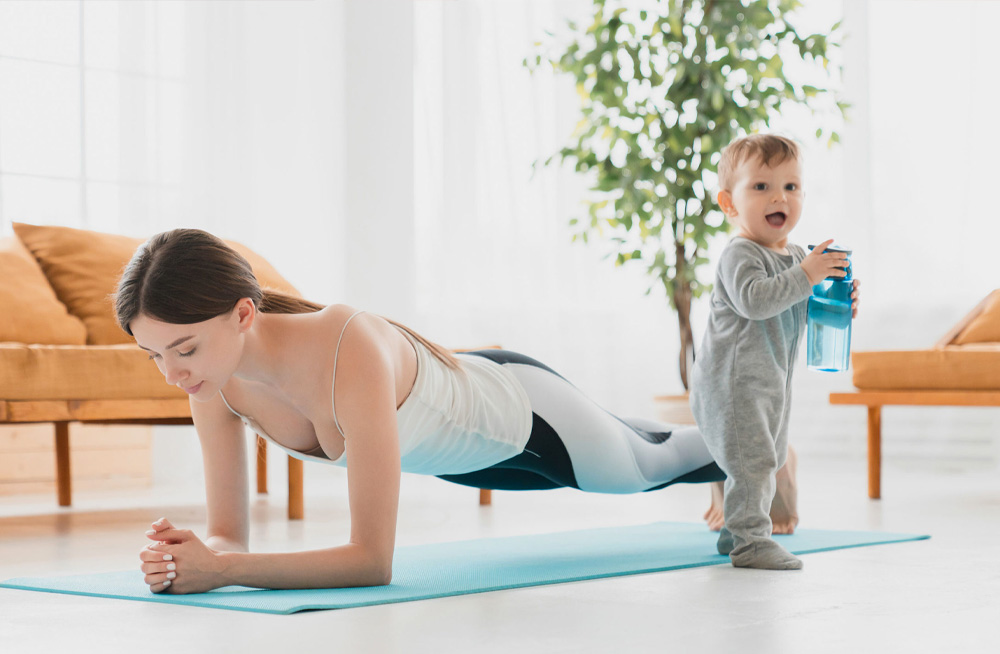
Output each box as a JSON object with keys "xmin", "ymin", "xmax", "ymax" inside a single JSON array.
[{"xmin": 526, "ymin": 0, "xmax": 847, "ymax": 421}]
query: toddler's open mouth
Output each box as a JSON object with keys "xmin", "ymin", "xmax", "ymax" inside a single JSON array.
[{"xmin": 766, "ymin": 212, "xmax": 786, "ymax": 228}]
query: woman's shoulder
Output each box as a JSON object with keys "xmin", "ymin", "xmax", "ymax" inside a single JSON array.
[
  {"xmin": 313, "ymin": 303, "xmax": 388, "ymax": 345},
  {"xmin": 307, "ymin": 304, "xmax": 406, "ymax": 373}
]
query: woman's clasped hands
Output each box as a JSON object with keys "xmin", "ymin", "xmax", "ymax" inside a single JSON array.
[{"xmin": 139, "ymin": 517, "xmax": 226, "ymax": 594}]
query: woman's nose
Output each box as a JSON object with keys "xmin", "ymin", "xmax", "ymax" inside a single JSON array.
[{"xmin": 163, "ymin": 361, "xmax": 189, "ymax": 386}]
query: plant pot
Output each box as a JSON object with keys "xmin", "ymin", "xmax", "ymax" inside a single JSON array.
[{"xmin": 653, "ymin": 393, "xmax": 696, "ymax": 426}]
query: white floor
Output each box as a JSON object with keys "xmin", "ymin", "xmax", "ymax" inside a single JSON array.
[{"xmin": 1, "ymin": 455, "xmax": 997, "ymax": 654}]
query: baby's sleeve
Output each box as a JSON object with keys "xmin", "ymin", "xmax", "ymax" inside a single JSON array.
[{"xmin": 718, "ymin": 241, "xmax": 813, "ymax": 320}]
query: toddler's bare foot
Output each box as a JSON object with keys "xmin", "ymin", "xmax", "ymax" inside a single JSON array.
[
  {"xmin": 703, "ymin": 481, "xmax": 725, "ymax": 532},
  {"xmin": 771, "ymin": 445, "xmax": 799, "ymax": 535}
]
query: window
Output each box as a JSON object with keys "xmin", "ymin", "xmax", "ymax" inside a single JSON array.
[{"xmin": 0, "ymin": 0, "xmax": 185, "ymax": 237}]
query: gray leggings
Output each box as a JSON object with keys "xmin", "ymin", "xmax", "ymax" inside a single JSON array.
[{"xmin": 437, "ymin": 349, "xmax": 725, "ymax": 494}]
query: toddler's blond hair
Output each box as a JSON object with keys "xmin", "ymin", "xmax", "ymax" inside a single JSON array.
[{"xmin": 717, "ymin": 134, "xmax": 800, "ymax": 192}]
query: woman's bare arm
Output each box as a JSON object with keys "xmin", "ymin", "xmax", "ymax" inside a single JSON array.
[
  {"xmin": 142, "ymin": 314, "xmax": 401, "ymax": 592},
  {"xmin": 190, "ymin": 390, "xmax": 250, "ymax": 552},
  {"xmin": 211, "ymin": 319, "xmax": 401, "ymax": 588}
]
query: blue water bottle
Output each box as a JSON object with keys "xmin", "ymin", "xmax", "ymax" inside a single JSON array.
[{"xmin": 806, "ymin": 244, "xmax": 853, "ymax": 372}]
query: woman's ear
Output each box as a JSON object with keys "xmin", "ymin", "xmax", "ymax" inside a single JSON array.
[
  {"xmin": 717, "ymin": 190, "xmax": 737, "ymax": 217},
  {"xmin": 234, "ymin": 297, "xmax": 256, "ymax": 332}
]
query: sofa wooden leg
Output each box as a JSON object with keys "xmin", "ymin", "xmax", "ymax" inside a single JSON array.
[
  {"xmin": 55, "ymin": 422, "xmax": 71, "ymax": 507},
  {"xmin": 288, "ymin": 456, "xmax": 304, "ymax": 520},
  {"xmin": 479, "ymin": 489, "xmax": 492, "ymax": 506},
  {"xmin": 256, "ymin": 436, "xmax": 268, "ymax": 494},
  {"xmin": 867, "ymin": 406, "xmax": 882, "ymax": 500}
]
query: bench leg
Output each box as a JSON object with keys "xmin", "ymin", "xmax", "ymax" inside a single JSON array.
[
  {"xmin": 867, "ymin": 406, "xmax": 882, "ymax": 500},
  {"xmin": 288, "ymin": 456, "xmax": 304, "ymax": 520},
  {"xmin": 55, "ymin": 422, "xmax": 71, "ymax": 507},
  {"xmin": 479, "ymin": 489, "xmax": 492, "ymax": 506},
  {"xmin": 256, "ymin": 436, "xmax": 268, "ymax": 494}
]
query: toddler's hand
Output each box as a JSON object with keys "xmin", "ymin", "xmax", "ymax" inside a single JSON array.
[
  {"xmin": 851, "ymin": 278, "xmax": 861, "ymax": 318},
  {"xmin": 800, "ymin": 239, "xmax": 849, "ymax": 286}
]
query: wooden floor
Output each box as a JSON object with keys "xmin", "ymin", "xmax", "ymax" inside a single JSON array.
[{"xmin": 0, "ymin": 455, "xmax": 997, "ymax": 654}]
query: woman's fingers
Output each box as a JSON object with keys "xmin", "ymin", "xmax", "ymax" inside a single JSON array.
[
  {"xmin": 139, "ymin": 546, "xmax": 175, "ymax": 562},
  {"xmin": 140, "ymin": 548, "xmax": 178, "ymax": 593},
  {"xmin": 145, "ymin": 527, "xmax": 192, "ymax": 543},
  {"xmin": 144, "ymin": 567, "xmax": 178, "ymax": 583},
  {"xmin": 145, "ymin": 573, "xmax": 175, "ymax": 593},
  {"xmin": 139, "ymin": 541, "xmax": 178, "ymax": 593},
  {"xmin": 142, "ymin": 562, "xmax": 177, "ymax": 577},
  {"xmin": 145, "ymin": 517, "xmax": 175, "ymax": 537},
  {"xmin": 139, "ymin": 519, "xmax": 184, "ymax": 594}
]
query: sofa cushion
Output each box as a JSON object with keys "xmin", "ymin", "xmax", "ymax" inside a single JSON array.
[
  {"xmin": 0, "ymin": 343, "xmax": 186, "ymax": 400},
  {"xmin": 0, "ymin": 236, "xmax": 87, "ymax": 345},
  {"xmin": 952, "ymin": 290, "xmax": 1000, "ymax": 345},
  {"xmin": 12, "ymin": 222, "xmax": 302, "ymax": 346},
  {"xmin": 852, "ymin": 344, "xmax": 1000, "ymax": 391}
]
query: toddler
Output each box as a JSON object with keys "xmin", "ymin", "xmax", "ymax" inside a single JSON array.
[{"xmin": 690, "ymin": 134, "xmax": 858, "ymax": 570}]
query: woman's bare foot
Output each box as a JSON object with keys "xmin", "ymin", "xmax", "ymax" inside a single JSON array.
[
  {"xmin": 702, "ymin": 445, "xmax": 800, "ymax": 534},
  {"xmin": 703, "ymin": 481, "xmax": 725, "ymax": 531},
  {"xmin": 771, "ymin": 445, "xmax": 799, "ymax": 534}
]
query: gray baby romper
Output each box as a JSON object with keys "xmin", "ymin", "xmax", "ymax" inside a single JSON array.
[{"xmin": 690, "ymin": 236, "xmax": 813, "ymax": 566}]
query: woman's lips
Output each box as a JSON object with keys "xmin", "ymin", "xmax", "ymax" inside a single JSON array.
[{"xmin": 183, "ymin": 382, "xmax": 203, "ymax": 394}]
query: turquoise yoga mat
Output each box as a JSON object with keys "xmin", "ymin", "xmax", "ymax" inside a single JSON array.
[{"xmin": 1, "ymin": 522, "xmax": 928, "ymax": 614}]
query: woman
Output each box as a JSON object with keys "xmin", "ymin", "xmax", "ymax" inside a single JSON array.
[{"xmin": 119, "ymin": 228, "xmax": 732, "ymax": 595}]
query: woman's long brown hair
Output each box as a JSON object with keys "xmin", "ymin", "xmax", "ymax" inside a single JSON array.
[{"xmin": 113, "ymin": 228, "xmax": 461, "ymax": 370}]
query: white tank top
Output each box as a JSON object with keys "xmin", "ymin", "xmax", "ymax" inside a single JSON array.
[{"xmin": 219, "ymin": 310, "xmax": 533, "ymax": 476}]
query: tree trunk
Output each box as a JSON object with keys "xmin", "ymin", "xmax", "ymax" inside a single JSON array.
[{"xmin": 673, "ymin": 243, "xmax": 696, "ymax": 391}]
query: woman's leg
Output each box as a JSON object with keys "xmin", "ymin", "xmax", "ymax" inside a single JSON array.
[
  {"xmin": 443, "ymin": 349, "xmax": 724, "ymax": 494},
  {"xmin": 437, "ymin": 412, "xmax": 579, "ymax": 490}
]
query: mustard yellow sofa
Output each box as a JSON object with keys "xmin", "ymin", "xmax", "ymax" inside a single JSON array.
[
  {"xmin": 830, "ymin": 290, "xmax": 1000, "ymax": 498},
  {"xmin": 0, "ymin": 222, "xmax": 309, "ymax": 517}
]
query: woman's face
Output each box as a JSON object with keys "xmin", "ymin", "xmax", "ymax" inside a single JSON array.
[{"xmin": 130, "ymin": 305, "xmax": 247, "ymax": 401}]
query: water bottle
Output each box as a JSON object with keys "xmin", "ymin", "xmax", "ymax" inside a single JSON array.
[{"xmin": 806, "ymin": 244, "xmax": 853, "ymax": 372}]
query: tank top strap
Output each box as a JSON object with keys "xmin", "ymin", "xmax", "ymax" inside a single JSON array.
[
  {"xmin": 217, "ymin": 389, "xmax": 243, "ymax": 420},
  {"xmin": 331, "ymin": 309, "xmax": 366, "ymax": 438}
]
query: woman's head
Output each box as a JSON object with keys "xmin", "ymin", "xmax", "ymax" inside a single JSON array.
[
  {"xmin": 115, "ymin": 228, "xmax": 262, "ymax": 335},
  {"xmin": 116, "ymin": 228, "xmax": 463, "ymax": 397},
  {"xmin": 114, "ymin": 228, "xmax": 323, "ymax": 397}
]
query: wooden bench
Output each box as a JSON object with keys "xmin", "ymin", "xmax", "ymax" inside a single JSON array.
[
  {"xmin": 830, "ymin": 290, "xmax": 1000, "ymax": 499},
  {"xmin": 829, "ymin": 390, "xmax": 1000, "ymax": 499}
]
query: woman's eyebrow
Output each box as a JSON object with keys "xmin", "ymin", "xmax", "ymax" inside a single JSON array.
[{"xmin": 137, "ymin": 335, "xmax": 195, "ymax": 353}]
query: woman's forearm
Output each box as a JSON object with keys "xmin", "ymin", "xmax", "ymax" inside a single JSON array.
[
  {"xmin": 205, "ymin": 535, "xmax": 248, "ymax": 553},
  {"xmin": 215, "ymin": 543, "xmax": 390, "ymax": 590}
]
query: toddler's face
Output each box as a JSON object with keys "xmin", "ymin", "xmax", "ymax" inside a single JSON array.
[{"xmin": 719, "ymin": 156, "xmax": 804, "ymax": 252}]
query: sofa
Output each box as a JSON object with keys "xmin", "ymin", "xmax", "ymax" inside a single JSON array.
[
  {"xmin": 0, "ymin": 222, "xmax": 502, "ymax": 520},
  {"xmin": 830, "ymin": 289, "xmax": 1000, "ymax": 499}
]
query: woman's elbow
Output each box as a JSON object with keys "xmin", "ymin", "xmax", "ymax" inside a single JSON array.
[
  {"xmin": 368, "ymin": 553, "xmax": 392, "ymax": 586},
  {"xmin": 371, "ymin": 563, "xmax": 392, "ymax": 586}
]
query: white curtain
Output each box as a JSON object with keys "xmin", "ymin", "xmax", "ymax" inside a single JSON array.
[{"xmin": 413, "ymin": 0, "xmax": 684, "ymax": 421}]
